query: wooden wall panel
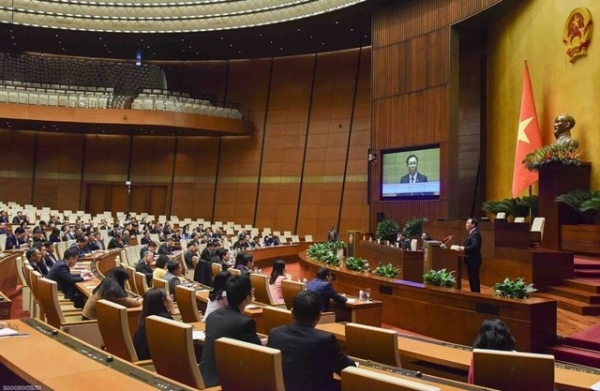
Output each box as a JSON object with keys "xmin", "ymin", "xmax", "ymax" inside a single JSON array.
[
  {"xmin": 84, "ymin": 135, "xmax": 130, "ymax": 181},
  {"xmin": 371, "ymin": 0, "xmax": 502, "ymax": 231}
]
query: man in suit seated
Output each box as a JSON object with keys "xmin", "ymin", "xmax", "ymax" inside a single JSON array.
[
  {"xmin": 268, "ymin": 290, "xmax": 355, "ymax": 391},
  {"xmin": 158, "ymin": 236, "xmax": 176, "ymax": 255},
  {"xmin": 5, "ymin": 227, "xmax": 27, "ymax": 250},
  {"xmin": 163, "ymin": 260, "xmax": 184, "ymax": 296},
  {"xmin": 307, "ymin": 267, "xmax": 347, "ymax": 312},
  {"xmin": 26, "ymin": 247, "xmax": 49, "ymax": 276},
  {"xmin": 200, "ymin": 275, "xmax": 262, "ymax": 387},
  {"xmin": 107, "ymin": 233, "xmax": 125, "ymax": 249},
  {"xmin": 47, "ymin": 248, "xmax": 92, "ymax": 308},
  {"xmin": 234, "ymin": 252, "xmax": 254, "ymax": 276}
]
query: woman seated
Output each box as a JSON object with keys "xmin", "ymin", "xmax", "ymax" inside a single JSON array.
[
  {"xmin": 203, "ymin": 271, "xmax": 231, "ymax": 321},
  {"xmin": 468, "ymin": 318, "xmax": 515, "ymax": 384},
  {"xmin": 82, "ymin": 268, "xmax": 141, "ymax": 320},
  {"xmin": 132, "ymin": 288, "xmax": 174, "ymax": 360},
  {"xmin": 152, "ymin": 254, "xmax": 170, "ymax": 280},
  {"xmin": 268, "ymin": 260, "xmax": 286, "ymax": 305}
]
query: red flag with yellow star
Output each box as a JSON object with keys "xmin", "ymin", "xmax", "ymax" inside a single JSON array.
[{"xmin": 512, "ymin": 62, "xmax": 543, "ymax": 197}]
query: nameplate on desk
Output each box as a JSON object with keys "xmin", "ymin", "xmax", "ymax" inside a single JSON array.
[{"xmin": 192, "ymin": 330, "xmax": 205, "ymax": 341}]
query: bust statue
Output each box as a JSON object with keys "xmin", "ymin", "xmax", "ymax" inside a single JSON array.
[{"xmin": 553, "ymin": 114, "xmax": 579, "ymax": 149}]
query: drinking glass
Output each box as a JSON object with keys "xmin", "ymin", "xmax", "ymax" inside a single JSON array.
[{"xmin": 365, "ymin": 288, "xmax": 371, "ymax": 301}]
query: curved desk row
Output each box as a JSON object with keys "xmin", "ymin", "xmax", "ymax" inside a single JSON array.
[{"xmin": 298, "ymin": 251, "xmax": 557, "ymax": 353}]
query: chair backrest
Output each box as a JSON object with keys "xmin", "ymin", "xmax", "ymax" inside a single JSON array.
[
  {"xmin": 174, "ymin": 285, "xmax": 202, "ymax": 323},
  {"xmin": 304, "ymin": 234, "xmax": 313, "ymax": 242},
  {"xmin": 0, "ymin": 233, "xmax": 6, "ymax": 251},
  {"xmin": 228, "ymin": 267, "xmax": 241, "ymax": 276},
  {"xmin": 410, "ymin": 239, "xmax": 418, "ymax": 251},
  {"xmin": 514, "ymin": 217, "xmax": 526, "ymax": 223},
  {"xmin": 153, "ymin": 277, "xmax": 169, "ymax": 294},
  {"xmin": 215, "ymin": 337, "xmax": 285, "ymax": 391},
  {"xmin": 281, "ymin": 279, "xmax": 305, "ymax": 310},
  {"xmin": 55, "ymin": 241, "xmax": 68, "ymax": 259},
  {"xmin": 211, "ymin": 262, "xmax": 222, "ymax": 279},
  {"xmin": 134, "ymin": 272, "xmax": 149, "ymax": 294},
  {"xmin": 15, "ymin": 256, "xmax": 27, "ymax": 286},
  {"xmin": 263, "ymin": 306, "xmax": 293, "ymax": 334},
  {"xmin": 345, "ymin": 323, "xmax": 401, "ymax": 367},
  {"xmin": 473, "ymin": 349, "xmax": 554, "ymax": 391},
  {"xmin": 36, "ymin": 277, "xmax": 66, "ymax": 328},
  {"xmin": 250, "ymin": 273, "xmax": 276, "ymax": 305},
  {"xmin": 531, "ymin": 217, "xmax": 546, "ymax": 240},
  {"xmin": 96, "ymin": 299, "xmax": 139, "ymax": 362},
  {"xmin": 496, "ymin": 212, "xmax": 506, "ymax": 220},
  {"xmin": 125, "ymin": 266, "xmax": 138, "ymax": 294},
  {"xmin": 341, "ymin": 366, "xmax": 441, "ymax": 391},
  {"xmin": 145, "ymin": 315, "xmax": 205, "ymax": 389}
]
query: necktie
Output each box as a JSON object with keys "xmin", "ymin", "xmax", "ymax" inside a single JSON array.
[{"xmin": 410, "ymin": 177, "xmax": 414, "ymax": 183}]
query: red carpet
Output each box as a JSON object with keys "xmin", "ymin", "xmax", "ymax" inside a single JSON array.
[{"xmin": 565, "ymin": 323, "xmax": 600, "ymax": 352}]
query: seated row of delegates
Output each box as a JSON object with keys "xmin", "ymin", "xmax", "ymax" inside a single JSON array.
[
  {"xmin": 210, "ymin": 247, "xmax": 230, "ymax": 272},
  {"xmin": 132, "ymin": 288, "xmax": 174, "ymax": 360},
  {"xmin": 46, "ymin": 247, "xmax": 93, "ymax": 308},
  {"xmin": 307, "ymin": 267, "xmax": 348, "ymax": 312},
  {"xmin": 82, "ymin": 267, "xmax": 142, "ymax": 320},
  {"xmin": 203, "ymin": 270, "xmax": 232, "ymax": 320},
  {"xmin": 234, "ymin": 252, "xmax": 254, "ymax": 276}
]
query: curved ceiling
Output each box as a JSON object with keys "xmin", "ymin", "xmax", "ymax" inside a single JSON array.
[
  {"xmin": 0, "ymin": 0, "xmax": 378, "ymax": 61},
  {"xmin": 0, "ymin": 0, "xmax": 368, "ymax": 33}
]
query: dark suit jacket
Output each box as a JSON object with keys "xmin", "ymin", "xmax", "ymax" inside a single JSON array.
[
  {"xmin": 5, "ymin": 234, "xmax": 20, "ymax": 250},
  {"xmin": 46, "ymin": 260, "xmax": 84, "ymax": 299},
  {"xmin": 44, "ymin": 253, "xmax": 59, "ymax": 268},
  {"xmin": 306, "ymin": 278, "xmax": 347, "ymax": 312},
  {"xmin": 463, "ymin": 228, "xmax": 482, "ymax": 265},
  {"xmin": 29, "ymin": 259, "xmax": 49, "ymax": 276},
  {"xmin": 157, "ymin": 244, "xmax": 174, "ymax": 255},
  {"xmin": 200, "ymin": 306, "xmax": 262, "ymax": 387},
  {"xmin": 107, "ymin": 238, "xmax": 124, "ymax": 249},
  {"xmin": 268, "ymin": 322, "xmax": 355, "ymax": 391},
  {"xmin": 132, "ymin": 311, "xmax": 173, "ymax": 360},
  {"xmin": 399, "ymin": 172, "xmax": 428, "ymax": 183}
]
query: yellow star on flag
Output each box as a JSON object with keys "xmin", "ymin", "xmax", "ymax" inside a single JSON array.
[{"xmin": 517, "ymin": 117, "xmax": 533, "ymax": 143}]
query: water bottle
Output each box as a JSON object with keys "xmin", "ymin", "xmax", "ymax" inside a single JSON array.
[{"xmin": 359, "ymin": 290, "xmax": 365, "ymax": 301}]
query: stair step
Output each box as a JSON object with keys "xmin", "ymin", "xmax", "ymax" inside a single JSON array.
[
  {"xmin": 564, "ymin": 336, "xmax": 600, "ymax": 352},
  {"xmin": 562, "ymin": 279, "xmax": 600, "ymax": 293},
  {"xmin": 575, "ymin": 270, "xmax": 600, "ymax": 278},
  {"xmin": 534, "ymin": 293, "xmax": 600, "ymax": 315},
  {"xmin": 546, "ymin": 286, "xmax": 600, "ymax": 304},
  {"xmin": 550, "ymin": 346, "xmax": 600, "ymax": 368}
]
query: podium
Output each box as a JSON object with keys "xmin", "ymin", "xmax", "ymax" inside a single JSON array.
[
  {"xmin": 538, "ymin": 163, "xmax": 591, "ymax": 250},
  {"xmin": 423, "ymin": 240, "xmax": 463, "ymax": 290}
]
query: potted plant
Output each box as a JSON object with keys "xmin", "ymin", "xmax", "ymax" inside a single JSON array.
[
  {"xmin": 481, "ymin": 197, "xmax": 535, "ymax": 219},
  {"xmin": 403, "ymin": 217, "xmax": 428, "ymax": 238},
  {"xmin": 328, "ymin": 240, "xmax": 346, "ymax": 257},
  {"xmin": 492, "ymin": 278, "xmax": 536, "ymax": 299},
  {"xmin": 345, "ymin": 257, "xmax": 369, "ymax": 272},
  {"xmin": 522, "ymin": 144, "xmax": 583, "ymax": 171},
  {"xmin": 556, "ymin": 190, "xmax": 600, "ymax": 224},
  {"xmin": 423, "ymin": 268, "xmax": 456, "ymax": 288},
  {"xmin": 373, "ymin": 263, "xmax": 400, "ymax": 278},
  {"xmin": 376, "ymin": 219, "xmax": 400, "ymax": 243}
]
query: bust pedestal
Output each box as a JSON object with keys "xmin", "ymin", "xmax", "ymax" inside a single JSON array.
[{"xmin": 538, "ymin": 162, "xmax": 591, "ymax": 250}]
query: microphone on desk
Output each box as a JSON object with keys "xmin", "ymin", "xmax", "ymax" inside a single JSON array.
[{"xmin": 440, "ymin": 235, "xmax": 453, "ymax": 248}]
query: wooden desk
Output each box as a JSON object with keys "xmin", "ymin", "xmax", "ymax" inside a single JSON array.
[
  {"xmin": 316, "ymin": 323, "xmax": 600, "ymax": 391},
  {"xmin": 299, "ymin": 251, "xmax": 557, "ymax": 353},
  {"xmin": 0, "ymin": 318, "xmax": 207, "ymax": 390},
  {"xmin": 332, "ymin": 298, "xmax": 383, "ymax": 327},
  {"xmin": 79, "ymin": 249, "xmax": 122, "ymax": 277},
  {"xmin": 248, "ymin": 244, "xmax": 309, "ymax": 271},
  {"xmin": 356, "ymin": 240, "xmax": 424, "ymax": 283}
]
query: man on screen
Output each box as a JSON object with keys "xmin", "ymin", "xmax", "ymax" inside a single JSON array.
[{"xmin": 399, "ymin": 154, "xmax": 428, "ymax": 184}]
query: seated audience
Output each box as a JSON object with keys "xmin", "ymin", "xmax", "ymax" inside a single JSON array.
[
  {"xmin": 203, "ymin": 270, "xmax": 232, "ymax": 321},
  {"xmin": 268, "ymin": 290, "xmax": 355, "ymax": 391},
  {"xmin": 468, "ymin": 318, "xmax": 516, "ymax": 384},
  {"xmin": 234, "ymin": 251, "xmax": 254, "ymax": 276},
  {"xmin": 200, "ymin": 275, "xmax": 261, "ymax": 387},
  {"xmin": 268, "ymin": 259, "xmax": 287, "ymax": 305},
  {"xmin": 43, "ymin": 241, "xmax": 60, "ymax": 268},
  {"xmin": 47, "ymin": 248, "xmax": 92, "ymax": 308},
  {"xmin": 135, "ymin": 251, "xmax": 155, "ymax": 285},
  {"xmin": 200, "ymin": 240, "xmax": 216, "ymax": 262},
  {"xmin": 26, "ymin": 247, "xmax": 48, "ymax": 276},
  {"xmin": 152, "ymin": 254, "xmax": 169, "ymax": 280},
  {"xmin": 82, "ymin": 268, "xmax": 141, "ymax": 320},
  {"xmin": 48, "ymin": 227, "xmax": 61, "ymax": 243},
  {"xmin": 5, "ymin": 227, "xmax": 27, "ymax": 250},
  {"xmin": 184, "ymin": 241, "xmax": 199, "ymax": 269},
  {"xmin": 306, "ymin": 267, "xmax": 347, "ymax": 312},
  {"xmin": 158, "ymin": 236, "xmax": 176, "ymax": 255},
  {"xmin": 107, "ymin": 233, "xmax": 125, "ymax": 249},
  {"xmin": 132, "ymin": 288, "xmax": 174, "ymax": 360},
  {"xmin": 140, "ymin": 241, "xmax": 157, "ymax": 259},
  {"xmin": 69, "ymin": 235, "xmax": 90, "ymax": 257},
  {"xmin": 163, "ymin": 260, "xmax": 184, "ymax": 296},
  {"xmin": 210, "ymin": 248, "xmax": 230, "ymax": 272}
]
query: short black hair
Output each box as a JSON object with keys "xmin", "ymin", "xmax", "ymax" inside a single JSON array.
[
  {"xmin": 316, "ymin": 267, "xmax": 331, "ymax": 280},
  {"xmin": 25, "ymin": 247, "xmax": 39, "ymax": 260},
  {"xmin": 468, "ymin": 217, "xmax": 479, "ymax": 227},
  {"xmin": 167, "ymin": 260, "xmax": 181, "ymax": 273},
  {"xmin": 14, "ymin": 227, "xmax": 25, "ymax": 235},
  {"xmin": 236, "ymin": 252, "xmax": 253, "ymax": 267},
  {"xmin": 406, "ymin": 154, "xmax": 419, "ymax": 165},
  {"xmin": 292, "ymin": 290, "xmax": 321, "ymax": 325},
  {"xmin": 155, "ymin": 254, "xmax": 169, "ymax": 269},
  {"xmin": 226, "ymin": 275, "xmax": 252, "ymax": 308},
  {"xmin": 63, "ymin": 247, "xmax": 79, "ymax": 260}
]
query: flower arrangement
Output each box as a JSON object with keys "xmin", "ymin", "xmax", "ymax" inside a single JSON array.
[
  {"xmin": 522, "ymin": 144, "xmax": 583, "ymax": 171},
  {"xmin": 373, "ymin": 263, "xmax": 401, "ymax": 278},
  {"xmin": 423, "ymin": 268, "xmax": 456, "ymax": 288},
  {"xmin": 345, "ymin": 257, "xmax": 369, "ymax": 272},
  {"xmin": 492, "ymin": 277, "xmax": 536, "ymax": 299}
]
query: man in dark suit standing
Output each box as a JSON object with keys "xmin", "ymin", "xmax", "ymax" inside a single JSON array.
[
  {"xmin": 200, "ymin": 275, "xmax": 261, "ymax": 387},
  {"xmin": 47, "ymin": 248, "xmax": 92, "ymax": 308},
  {"xmin": 460, "ymin": 218, "xmax": 482, "ymax": 293},
  {"xmin": 399, "ymin": 154, "xmax": 428, "ymax": 184},
  {"xmin": 268, "ymin": 290, "xmax": 355, "ymax": 391},
  {"xmin": 306, "ymin": 267, "xmax": 347, "ymax": 312}
]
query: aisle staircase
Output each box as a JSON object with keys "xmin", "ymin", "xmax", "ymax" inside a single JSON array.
[{"xmin": 534, "ymin": 257, "xmax": 600, "ymax": 316}]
